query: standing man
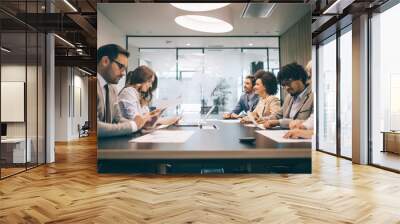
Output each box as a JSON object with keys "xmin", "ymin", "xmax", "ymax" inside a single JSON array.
[
  {"xmin": 97, "ymin": 44, "xmax": 145, "ymax": 137},
  {"xmin": 223, "ymin": 75, "xmax": 259, "ymax": 119},
  {"xmin": 264, "ymin": 62, "xmax": 313, "ymax": 129}
]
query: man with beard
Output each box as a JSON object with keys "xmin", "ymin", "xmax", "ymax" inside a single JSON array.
[
  {"xmin": 97, "ymin": 44, "xmax": 145, "ymax": 137},
  {"xmin": 263, "ymin": 62, "xmax": 313, "ymax": 129},
  {"xmin": 223, "ymin": 75, "xmax": 259, "ymax": 119}
]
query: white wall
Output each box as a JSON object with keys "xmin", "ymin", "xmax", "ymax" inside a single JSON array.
[
  {"xmin": 128, "ymin": 44, "xmax": 140, "ymax": 70},
  {"xmin": 1, "ymin": 65, "xmax": 37, "ymax": 137},
  {"xmin": 1, "ymin": 64, "xmax": 46, "ymax": 164},
  {"xmin": 97, "ymin": 9, "xmax": 128, "ymax": 92},
  {"xmin": 97, "ymin": 9, "xmax": 125, "ymax": 49},
  {"xmin": 72, "ymin": 73, "xmax": 89, "ymax": 138},
  {"xmin": 55, "ymin": 67, "xmax": 89, "ymax": 141},
  {"xmin": 119, "ymin": 45, "xmax": 140, "ymax": 92},
  {"xmin": 55, "ymin": 67, "xmax": 69, "ymax": 141}
]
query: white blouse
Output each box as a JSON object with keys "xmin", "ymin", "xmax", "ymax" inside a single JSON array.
[{"xmin": 118, "ymin": 87, "xmax": 148, "ymax": 120}]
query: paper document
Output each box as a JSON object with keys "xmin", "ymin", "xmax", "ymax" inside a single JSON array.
[
  {"xmin": 205, "ymin": 118, "xmax": 219, "ymax": 122},
  {"xmin": 245, "ymin": 123, "xmax": 265, "ymax": 129},
  {"xmin": 155, "ymin": 124, "xmax": 169, "ymax": 130},
  {"xmin": 219, "ymin": 119, "xmax": 240, "ymax": 124},
  {"xmin": 130, "ymin": 130, "xmax": 195, "ymax": 143},
  {"xmin": 256, "ymin": 130, "xmax": 311, "ymax": 143},
  {"xmin": 247, "ymin": 113, "xmax": 266, "ymax": 130}
]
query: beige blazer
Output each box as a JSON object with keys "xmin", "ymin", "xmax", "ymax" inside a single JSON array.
[
  {"xmin": 97, "ymin": 79, "xmax": 133, "ymax": 138},
  {"xmin": 270, "ymin": 85, "xmax": 313, "ymax": 128},
  {"xmin": 253, "ymin": 95, "xmax": 281, "ymax": 118}
]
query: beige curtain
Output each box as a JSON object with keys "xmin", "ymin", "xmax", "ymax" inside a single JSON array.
[
  {"xmin": 279, "ymin": 12, "xmax": 312, "ymax": 100},
  {"xmin": 280, "ymin": 11, "xmax": 312, "ymax": 68}
]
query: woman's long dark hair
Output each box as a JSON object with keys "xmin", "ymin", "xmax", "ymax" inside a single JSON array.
[
  {"xmin": 254, "ymin": 70, "xmax": 278, "ymax": 95},
  {"xmin": 124, "ymin": 65, "xmax": 157, "ymax": 104},
  {"xmin": 125, "ymin": 65, "xmax": 155, "ymax": 87},
  {"xmin": 142, "ymin": 73, "xmax": 158, "ymax": 103}
]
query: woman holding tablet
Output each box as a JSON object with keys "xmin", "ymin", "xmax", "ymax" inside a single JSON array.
[{"xmin": 119, "ymin": 65, "xmax": 160, "ymax": 129}]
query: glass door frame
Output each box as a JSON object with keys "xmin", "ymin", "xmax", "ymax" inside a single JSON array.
[
  {"xmin": 367, "ymin": 0, "xmax": 400, "ymax": 173},
  {"xmin": 0, "ymin": 3, "xmax": 47, "ymax": 180},
  {"xmin": 315, "ymin": 24, "xmax": 353, "ymax": 161}
]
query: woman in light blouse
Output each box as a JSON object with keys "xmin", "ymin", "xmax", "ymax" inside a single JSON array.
[
  {"xmin": 241, "ymin": 70, "xmax": 280, "ymax": 124},
  {"xmin": 119, "ymin": 65, "xmax": 179, "ymax": 129},
  {"xmin": 119, "ymin": 65, "xmax": 160, "ymax": 129}
]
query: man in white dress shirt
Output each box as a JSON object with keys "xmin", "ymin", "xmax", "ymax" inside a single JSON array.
[{"xmin": 97, "ymin": 44, "xmax": 145, "ymax": 138}]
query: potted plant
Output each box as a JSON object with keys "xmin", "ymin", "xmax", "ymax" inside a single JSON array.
[{"xmin": 211, "ymin": 78, "xmax": 231, "ymax": 114}]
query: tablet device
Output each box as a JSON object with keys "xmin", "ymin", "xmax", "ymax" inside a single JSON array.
[{"xmin": 239, "ymin": 137, "xmax": 256, "ymax": 143}]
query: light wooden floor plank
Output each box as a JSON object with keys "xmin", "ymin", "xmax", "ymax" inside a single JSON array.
[{"xmin": 1, "ymin": 136, "xmax": 400, "ymax": 223}]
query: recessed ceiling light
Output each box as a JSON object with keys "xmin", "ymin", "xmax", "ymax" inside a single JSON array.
[
  {"xmin": 175, "ymin": 15, "xmax": 233, "ymax": 33},
  {"xmin": 186, "ymin": 43, "xmax": 191, "ymax": 46},
  {"xmin": 170, "ymin": 3, "xmax": 230, "ymax": 12},
  {"xmin": 248, "ymin": 43, "xmax": 254, "ymax": 46}
]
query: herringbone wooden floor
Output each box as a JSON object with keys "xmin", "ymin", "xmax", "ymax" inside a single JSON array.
[{"xmin": 1, "ymin": 136, "xmax": 400, "ymax": 224}]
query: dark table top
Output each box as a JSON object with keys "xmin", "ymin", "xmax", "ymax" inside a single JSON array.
[{"xmin": 98, "ymin": 120, "xmax": 311, "ymax": 160}]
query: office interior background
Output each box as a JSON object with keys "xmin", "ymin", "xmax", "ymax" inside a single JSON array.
[
  {"xmin": 0, "ymin": 0, "xmax": 400, "ymax": 223},
  {"xmin": 0, "ymin": 0, "xmax": 97, "ymax": 179}
]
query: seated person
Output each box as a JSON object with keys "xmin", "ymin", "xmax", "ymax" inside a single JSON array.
[
  {"xmin": 140, "ymin": 73, "xmax": 180, "ymax": 126},
  {"xmin": 285, "ymin": 114, "xmax": 314, "ymax": 139},
  {"xmin": 119, "ymin": 66, "xmax": 179, "ymax": 129},
  {"xmin": 118, "ymin": 66, "xmax": 159, "ymax": 127},
  {"xmin": 284, "ymin": 129, "xmax": 314, "ymax": 139},
  {"xmin": 264, "ymin": 62, "xmax": 313, "ymax": 129},
  {"xmin": 223, "ymin": 75, "xmax": 259, "ymax": 119},
  {"xmin": 241, "ymin": 70, "xmax": 280, "ymax": 124},
  {"xmin": 97, "ymin": 44, "xmax": 146, "ymax": 138},
  {"xmin": 289, "ymin": 113, "xmax": 314, "ymax": 130}
]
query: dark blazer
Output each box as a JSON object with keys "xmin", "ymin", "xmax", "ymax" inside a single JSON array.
[{"xmin": 231, "ymin": 93, "xmax": 259, "ymax": 114}]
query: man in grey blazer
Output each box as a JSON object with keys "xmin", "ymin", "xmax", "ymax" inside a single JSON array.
[
  {"xmin": 264, "ymin": 62, "xmax": 313, "ymax": 129},
  {"xmin": 223, "ymin": 75, "xmax": 259, "ymax": 119},
  {"xmin": 97, "ymin": 44, "xmax": 145, "ymax": 138}
]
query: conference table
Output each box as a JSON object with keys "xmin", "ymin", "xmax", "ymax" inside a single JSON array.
[{"xmin": 97, "ymin": 117, "xmax": 311, "ymax": 174}]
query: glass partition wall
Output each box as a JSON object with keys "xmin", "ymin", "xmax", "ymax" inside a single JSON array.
[
  {"xmin": 339, "ymin": 27, "xmax": 352, "ymax": 159},
  {"xmin": 316, "ymin": 26, "xmax": 353, "ymax": 159},
  {"xmin": 137, "ymin": 47, "xmax": 279, "ymax": 114},
  {"xmin": 370, "ymin": 2, "xmax": 400, "ymax": 171},
  {"xmin": 128, "ymin": 36, "xmax": 280, "ymax": 116},
  {"xmin": 317, "ymin": 35, "xmax": 337, "ymax": 155},
  {"xmin": 0, "ymin": 4, "xmax": 46, "ymax": 179}
]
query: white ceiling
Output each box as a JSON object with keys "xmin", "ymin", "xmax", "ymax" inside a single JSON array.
[{"xmin": 98, "ymin": 3, "xmax": 310, "ymax": 37}]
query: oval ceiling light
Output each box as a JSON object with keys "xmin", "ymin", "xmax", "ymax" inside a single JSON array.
[
  {"xmin": 175, "ymin": 15, "xmax": 233, "ymax": 33},
  {"xmin": 170, "ymin": 3, "xmax": 230, "ymax": 12}
]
